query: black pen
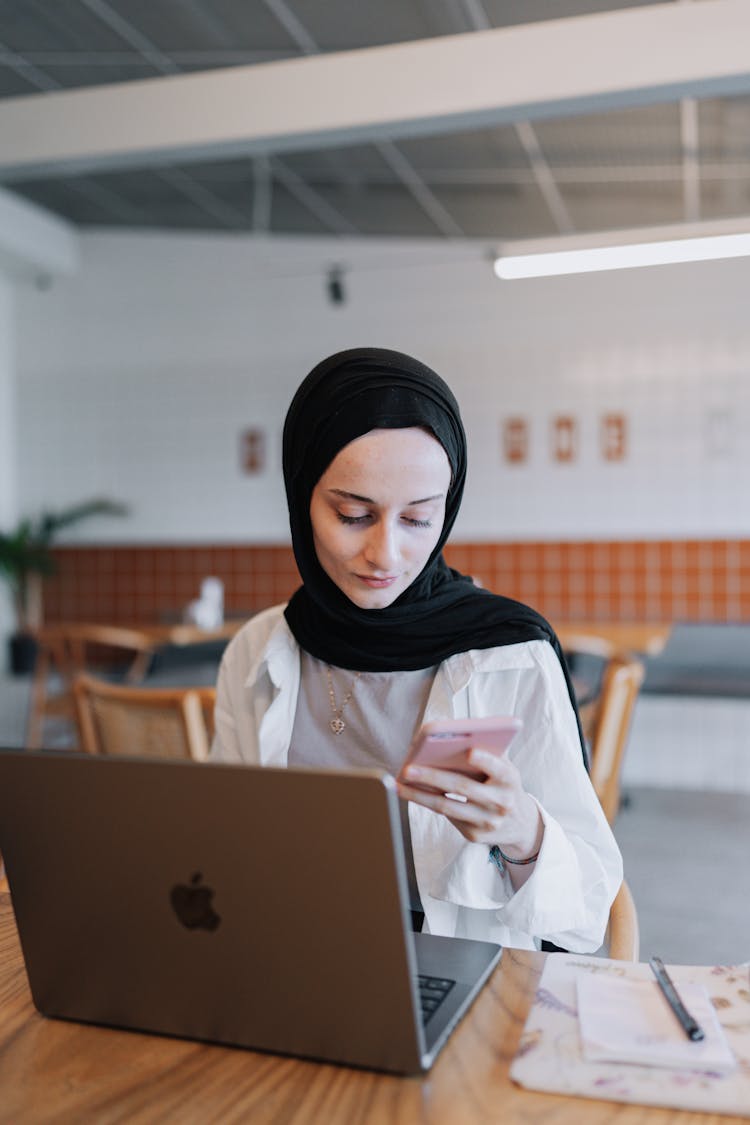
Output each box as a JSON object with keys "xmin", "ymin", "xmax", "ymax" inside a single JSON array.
[{"xmin": 648, "ymin": 956, "xmax": 705, "ymax": 1041}]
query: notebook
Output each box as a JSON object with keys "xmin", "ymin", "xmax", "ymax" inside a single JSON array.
[
  {"xmin": 511, "ymin": 954, "xmax": 750, "ymax": 1116},
  {"xmin": 0, "ymin": 748, "xmax": 501, "ymax": 1074}
]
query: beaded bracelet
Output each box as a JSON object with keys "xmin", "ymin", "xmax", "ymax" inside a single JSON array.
[{"xmin": 489, "ymin": 843, "xmax": 540, "ymax": 868}]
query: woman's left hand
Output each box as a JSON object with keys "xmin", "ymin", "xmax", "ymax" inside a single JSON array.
[{"xmin": 397, "ymin": 748, "xmax": 543, "ymax": 861}]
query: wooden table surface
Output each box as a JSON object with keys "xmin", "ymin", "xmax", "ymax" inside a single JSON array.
[
  {"xmin": 0, "ymin": 895, "xmax": 744, "ymax": 1125},
  {"xmin": 129, "ymin": 620, "xmax": 246, "ymax": 647},
  {"xmin": 555, "ymin": 621, "xmax": 673, "ymax": 656}
]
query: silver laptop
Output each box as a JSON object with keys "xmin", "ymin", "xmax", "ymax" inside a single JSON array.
[{"xmin": 0, "ymin": 748, "xmax": 501, "ymax": 1074}]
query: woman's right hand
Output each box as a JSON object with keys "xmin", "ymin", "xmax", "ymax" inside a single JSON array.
[{"xmin": 397, "ymin": 748, "xmax": 543, "ymax": 860}]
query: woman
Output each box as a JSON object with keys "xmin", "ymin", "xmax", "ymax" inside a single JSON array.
[{"xmin": 212, "ymin": 347, "xmax": 622, "ymax": 950}]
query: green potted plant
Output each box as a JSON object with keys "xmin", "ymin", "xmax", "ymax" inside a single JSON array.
[{"xmin": 0, "ymin": 497, "xmax": 129, "ymax": 674}]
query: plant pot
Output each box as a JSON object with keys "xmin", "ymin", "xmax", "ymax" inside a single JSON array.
[{"xmin": 8, "ymin": 632, "xmax": 38, "ymax": 676}]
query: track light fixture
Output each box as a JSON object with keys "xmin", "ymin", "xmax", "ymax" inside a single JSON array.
[
  {"xmin": 326, "ymin": 265, "xmax": 346, "ymax": 305},
  {"xmin": 493, "ymin": 223, "xmax": 750, "ymax": 280}
]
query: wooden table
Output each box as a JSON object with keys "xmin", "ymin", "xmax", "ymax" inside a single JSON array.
[
  {"xmin": 0, "ymin": 895, "xmax": 743, "ymax": 1125},
  {"xmin": 140, "ymin": 620, "xmax": 246, "ymax": 647},
  {"xmin": 555, "ymin": 621, "xmax": 673, "ymax": 657}
]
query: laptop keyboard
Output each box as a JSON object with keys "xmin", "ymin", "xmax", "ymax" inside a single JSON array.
[{"xmin": 417, "ymin": 974, "xmax": 456, "ymax": 1024}]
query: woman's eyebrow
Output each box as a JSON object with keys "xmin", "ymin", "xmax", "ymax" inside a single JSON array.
[
  {"xmin": 329, "ymin": 488, "xmax": 444, "ymax": 505},
  {"xmin": 405, "ymin": 493, "xmax": 445, "ymax": 506}
]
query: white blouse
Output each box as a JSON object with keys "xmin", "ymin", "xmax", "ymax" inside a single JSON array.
[{"xmin": 211, "ymin": 604, "xmax": 623, "ymax": 951}]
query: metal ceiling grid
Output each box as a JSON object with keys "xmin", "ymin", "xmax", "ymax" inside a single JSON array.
[
  {"xmin": 426, "ymin": 180, "xmax": 562, "ymax": 240},
  {"xmin": 479, "ymin": 0, "xmax": 669, "ymax": 26},
  {"xmin": 534, "ymin": 105, "xmax": 684, "ymax": 171},
  {"xmin": 694, "ymin": 96, "xmax": 750, "ymax": 221},
  {"xmin": 562, "ymin": 181, "xmax": 686, "ymax": 233},
  {"xmin": 699, "ymin": 95, "xmax": 750, "ymax": 162},
  {"xmin": 396, "ymin": 128, "xmax": 533, "ymax": 180},
  {"xmin": 0, "ymin": 0, "xmax": 746, "ymax": 243}
]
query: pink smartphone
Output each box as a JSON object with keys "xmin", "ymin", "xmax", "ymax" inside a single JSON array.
[{"xmin": 401, "ymin": 716, "xmax": 523, "ymax": 781}]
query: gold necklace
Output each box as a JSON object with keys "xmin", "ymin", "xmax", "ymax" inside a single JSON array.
[{"xmin": 325, "ymin": 665, "xmax": 362, "ymax": 735}]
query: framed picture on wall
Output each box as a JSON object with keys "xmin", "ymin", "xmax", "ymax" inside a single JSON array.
[
  {"xmin": 502, "ymin": 416, "xmax": 529, "ymax": 464},
  {"xmin": 551, "ymin": 415, "xmax": 577, "ymax": 463},
  {"xmin": 239, "ymin": 428, "xmax": 266, "ymax": 474},
  {"xmin": 601, "ymin": 413, "xmax": 627, "ymax": 461}
]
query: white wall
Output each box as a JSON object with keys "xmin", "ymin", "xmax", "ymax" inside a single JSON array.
[
  {"xmin": 14, "ymin": 229, "xmax": 750, "ymax": 544},
  {"xmin": 624, "ymin": 694, "xmax": 750, "ymax": 794}
]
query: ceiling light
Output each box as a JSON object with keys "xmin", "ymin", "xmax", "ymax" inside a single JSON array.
[{"xmin": 494, "ymin": 230, "xmax": 750, "ymax": 280}]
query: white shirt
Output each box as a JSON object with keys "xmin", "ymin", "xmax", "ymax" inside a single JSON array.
[{"xmin": 211, "ymin": 604, "xmax": 623, "ymax": 951}]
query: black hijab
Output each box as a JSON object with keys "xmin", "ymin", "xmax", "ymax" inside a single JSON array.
[{"xmin": 282, "ymin": 347, "xmax": 585, "ymax": 757}]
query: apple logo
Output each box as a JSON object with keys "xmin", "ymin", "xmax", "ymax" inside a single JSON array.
[{"xmin": 170, "ymin": 872, "xmax": 221, "ymax": 931}]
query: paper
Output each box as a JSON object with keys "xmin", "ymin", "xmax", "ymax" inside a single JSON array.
[
  {"xmin": 510, "ymin": 956, "xmax": 750, "ymax": 1116},
  {"xmin": 577, "ymin": 973, "xmax": 736, "ymax": 1073}
]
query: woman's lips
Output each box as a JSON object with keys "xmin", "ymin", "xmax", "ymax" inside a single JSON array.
[{"xmin": 356, "ymin": 574, "xmax": 399, "ymax": 589}]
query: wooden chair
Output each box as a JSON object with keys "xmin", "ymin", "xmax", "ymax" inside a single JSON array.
[
  {"xmin": 556, "ymin": 630, "xmax": 617, "ymax": 749},
  {"xmin": 560, "ymin": 633, "xmax": 645, "ymax": 823},
  {"xmin": 588, "ymin": 654, "xmax": 645, "ymax": 824},
  {"xmin": 604, "ymin": 878, "xmax": 640, "ymax": 961},
  {"xmin": 26, "ymin": 624, "xmax": 156, "ymax": 749},
  {"xmin": 73, "ymin": 675, "xmax": 216, "ymax": 762}
]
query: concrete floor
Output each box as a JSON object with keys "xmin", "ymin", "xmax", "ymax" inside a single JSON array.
[{"xmin": 613, "ymin": 785, "xmax": 750, "ymax": 966}]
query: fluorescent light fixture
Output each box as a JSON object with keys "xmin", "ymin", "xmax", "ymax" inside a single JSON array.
[{"xmin": 494, "ymin": 230, "xmax": 750, "ymax": 280}]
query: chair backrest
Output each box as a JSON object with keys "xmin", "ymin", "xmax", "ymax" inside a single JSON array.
[
  {"xmin": 27, "ymin": 624, "xmax": 156, "ymax": 749},
  {"xmin": 63, "ymin": 624, "xmax": 156, "ymax": 683},
  {"xmin": 604, "ymin": 878, "xmax": 640, "ymax": 961},
  {"xmin": 73, "ymin": 675, "xmax": 215, "ymax": 762},
  {"xmin": 557, "ymin": 634, "xmax": 614, "ymax": 762},
  {"xmin": 560, "ymin": 631, "xmax": 645, "ymax": 823},
  {"xmin": 589, "ymin": 654, "xmax": 645, "ymax": 823}
]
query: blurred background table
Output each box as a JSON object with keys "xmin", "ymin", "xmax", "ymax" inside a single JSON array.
[{"xmin": 554, "ymin": 621, "xmax": 672, "ymax": 656}]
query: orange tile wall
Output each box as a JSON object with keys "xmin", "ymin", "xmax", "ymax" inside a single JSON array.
[{"xmin": 43, "ymin": 539, "xmax": 750, "ymax": 626}]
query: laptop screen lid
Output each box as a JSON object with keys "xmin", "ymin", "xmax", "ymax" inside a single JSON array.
[{"xmin": 0, "ymin": 749, "xmax": 500, "ymax": 1074}]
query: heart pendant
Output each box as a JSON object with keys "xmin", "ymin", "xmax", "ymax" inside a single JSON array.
[{"xmin": 330, "ymin": 717, "xmax": 346, "ymax": 735}]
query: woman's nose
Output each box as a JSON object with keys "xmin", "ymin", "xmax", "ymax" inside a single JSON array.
[{"xmin": 364, "ymin": 521, "xmax": 400, "ymax": 571}]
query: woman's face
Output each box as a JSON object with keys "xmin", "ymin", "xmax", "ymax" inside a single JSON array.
[{"xmin": 309, "ymin": 427, "xmax": 452, "ymax": 609}]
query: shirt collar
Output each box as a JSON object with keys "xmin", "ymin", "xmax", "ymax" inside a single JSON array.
[
  {"xmin": 443, "ymin": 641, "xmax": 536, "ymax": 693},
  {"xmin": 243, "ymin": 613, "xmax": 299, "ymax": 689}
]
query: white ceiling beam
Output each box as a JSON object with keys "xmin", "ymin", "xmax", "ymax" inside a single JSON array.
[{"xmin": 1, "ymin": 0, "xmax": 750, "ymax": 180}]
